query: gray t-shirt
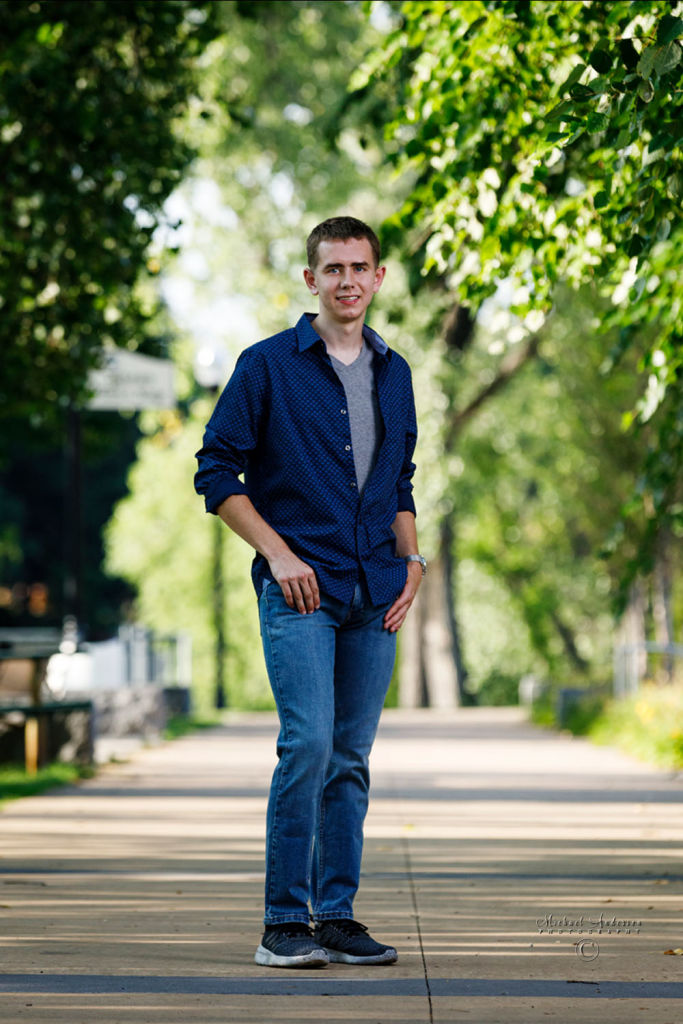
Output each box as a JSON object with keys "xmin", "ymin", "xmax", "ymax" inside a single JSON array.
[{"xmin": 330, "ymin": 341, "xmax": 382, "ymax": 494}]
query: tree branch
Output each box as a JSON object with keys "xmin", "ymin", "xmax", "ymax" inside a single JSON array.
[{"xmin": 445, "ymin": 332, "xmax": 541, "ymax": 446}]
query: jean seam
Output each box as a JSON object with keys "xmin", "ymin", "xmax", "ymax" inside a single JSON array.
[
  {"xmin": 264, "ymin": 913, "xmax": 311, "ymax": 926},
  {"xmin": 314, "ymin": 784, "xmax": 326, "ymax": 912}
]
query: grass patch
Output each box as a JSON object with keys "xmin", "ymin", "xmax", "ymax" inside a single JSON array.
[
  {"xmin": 530, "ymin": 683, "xmax": 683, "ymax": 771},
  {"xmin": 163, "ymin": 713, "xmax": 222, "ymax": 741},
  {"xmin": 563, "ymin": 692, "xmax": 608, "ymax": 735},
  {"xmin": 587, "ymin": 684, "xmax": 683, "ymax": 770},
  {"xmin": 0, "ymin": 762, "xmax": 94, "ymax": 806},
  {"xmin": 529, "ymin": 691, "xmax": 557, "ymax": 728}
]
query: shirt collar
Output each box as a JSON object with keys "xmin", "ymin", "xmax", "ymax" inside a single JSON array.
[{"xmin": 296, "ymin": 312, "xmax": 389, "ymax": 357}]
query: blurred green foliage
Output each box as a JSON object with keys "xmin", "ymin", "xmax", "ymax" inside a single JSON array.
[
  {"xmin": 532, "ymin": 681, "xmax": 683, "ymax": 769},
  {"xmin": 105, "ymin": 0, "xmax": 405, "ymax": 706},
  {"xmin": 356, "ymin": 0, "xmax": 683, "ymax": 600},
  {"xmin": 456, "ymin": 287, "xmax": 651, "ymax": 681},
  {"xmin": 588, "ymin": 682, "xmax": 683, "ymax": 768},
  {"xmin": 0, "ymin": 0, "xmax": 220, "ymax": 421},
  {"xmin": 2, "ymin": 0, "xmax": 680, "ymax": 715},
  {"xmin": 105, "ymin": 396, "xmax": 274, "ymax": 710},
  {"xmin": 474, "ymin": 669, "xmax": 521, "ymax": 706},
  {"xmin": 106, "ymin": 2, "xmax": 681, "ymax": 707},
  {"xmin": 0, "ymin": 0, "xmax": 220, "ymax": 630}
]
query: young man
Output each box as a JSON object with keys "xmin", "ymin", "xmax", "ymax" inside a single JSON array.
[{"xmin": 194, "ymin": 216, "xmax": 425, "ymax": 968}]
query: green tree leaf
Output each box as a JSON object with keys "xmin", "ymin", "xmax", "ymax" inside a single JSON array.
[
  {"xmin": 589, "ymin": 45, "xmax": 613, "ymax": 74},
  {"xmin": 656, "ymin": 13, "xmax": 683, "ymax": 45},
  {"xmin": 586, "ymin": 111, "xmax": 610, "ymax": 133},
  {"xmin": 636, "ymin": 46, "xmax": 658, "ymax": 78},
  {"xmin": 653, "ymin": 41, "xmax": 682, "ymax": 76}
]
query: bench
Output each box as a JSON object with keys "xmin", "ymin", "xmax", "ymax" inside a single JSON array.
[{"xmin": 0, "ymin": 630, "xmax": 94, "ymax": 773}]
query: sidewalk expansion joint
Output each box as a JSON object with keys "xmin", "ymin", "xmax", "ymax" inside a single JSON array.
[{"xmin": 401, "ymin": 834, "xmax": 434, "ymax": 1024}]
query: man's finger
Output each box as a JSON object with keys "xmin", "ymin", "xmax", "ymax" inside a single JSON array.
[
  {"xmin": 309, "ymin": 574, "xmax": 321, "ymax": 609},
  {"xmin": 291, "ymin": 579, "xmax": 308, "ymax": 614},
  {"xmin": 384, "ymin": 585, "xmax": 416, "ymax": 631},
  {"xmin": 301, "ymin": 576, "xmax": 317, "ymax": 614},
  {"xmin": 383, "ymin": 603, "xmax": 406, "ymax": 631},
  {"xmin": 385, "ymin": 591, "xmax": 409, "ymax": 618}
]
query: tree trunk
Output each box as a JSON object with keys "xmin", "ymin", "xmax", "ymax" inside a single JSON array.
[
  {"xmin": 652, "ymin": 528, "xmax": 674, "ymax": 681},
  {"xmin": 397, "ymin": 583, "xmax": 426, "ymax": 707},
  {"xmin": 398, "ymin": 304, "xmax": 541, "ymax": 707},
  {"xmin": 398, "ymin": 556, "xmax": 460, "ymax": 708},
  {"xmin": 440, "ymin": 514, "xmax": 472, "ymax": 703},
  {"xmin": 615, "ymin": 580, "xmax": 647, "ymax": 696}
]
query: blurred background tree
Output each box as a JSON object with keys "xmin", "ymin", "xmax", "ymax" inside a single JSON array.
[
  {"xmin": 0, "ymin": 0, "xmax": 221, "ymax": 415},
  {"xmin": 0, "ymin": 0, "xmax": 220, "ymax": 632},
  {"xmin": 1, "ymin": 0, "xmax": 680, "ymax": 710},
  {"xmin": 349, "ymin": 0, "xmax": 682, "ymax": 700},
  {"xmin": 105, "ymin": 0, "xmax": 410, "ymax": 708}
]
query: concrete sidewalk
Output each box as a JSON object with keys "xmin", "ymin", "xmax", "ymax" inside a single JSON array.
[{"xmin": 1, "ymin": 707, "xmax": 682, "ymax": 1024}]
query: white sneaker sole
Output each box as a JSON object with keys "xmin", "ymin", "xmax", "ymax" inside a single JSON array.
[
  {"xmin": 254, "ymin": 943, "xmax": 329, "ymax": 968},
  {"xmin": 324, "ymin": 948, "xmax": 398, "ymax": 965}
]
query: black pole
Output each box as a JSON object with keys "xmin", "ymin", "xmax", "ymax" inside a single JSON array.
[{"xmin": 64, "ymin": 405, "xmax": 83, "ymax": 631}]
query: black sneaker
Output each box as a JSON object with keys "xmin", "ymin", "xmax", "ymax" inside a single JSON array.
[
  {"xmin": 314, "ymin": 918, "xmax": 398, "ymax": 965},
  {"xmin": 254, "ymin": 922, "xmax": 329, "ymax": 968}
]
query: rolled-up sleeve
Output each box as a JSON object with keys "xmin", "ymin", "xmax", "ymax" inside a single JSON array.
[{"xmin": 194, "ymin": 349, "xmax": 266, "ymax": 514}]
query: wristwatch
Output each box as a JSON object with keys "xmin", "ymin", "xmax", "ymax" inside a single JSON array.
[{"xmin": 404, "ymin": 554, "xmax": 427, "ymax": 576}]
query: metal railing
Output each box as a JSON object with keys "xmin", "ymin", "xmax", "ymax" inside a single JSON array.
[
  {"xmin": 613, "ymin": 641, "xmax": 683, "ymax": 697},
  {"xmin": 117, "ymin": 626, "xmax": 192, "ymax": 688}
]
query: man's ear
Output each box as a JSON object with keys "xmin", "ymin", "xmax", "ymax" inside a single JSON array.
[
  {"xmin": 372, "ymin": 264, "xmax": 387, "ymax": 293},
  {"xmin": 303, "ymin": 267, "xmax": 318, "ymax": 294}
]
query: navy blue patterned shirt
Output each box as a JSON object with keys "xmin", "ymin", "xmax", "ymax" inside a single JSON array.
[{"xmin": 194, "ymin": 313, "xmax": 417, "ymax": 605}]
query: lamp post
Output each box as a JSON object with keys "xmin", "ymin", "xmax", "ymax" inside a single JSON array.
[{"xmin": 193, "ymin": 342, "xmax": 230, "ymax": 710}]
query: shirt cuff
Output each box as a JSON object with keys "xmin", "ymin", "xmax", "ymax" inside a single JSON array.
[
  {"xmin": 204, "ymin": 477, "xmax": 249, "ymax": 515},
  {"xmin": 396, "ymin": 491, "xmax": 417, "ymax": 516}
]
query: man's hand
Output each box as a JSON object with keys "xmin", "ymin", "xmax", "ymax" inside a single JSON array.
[
  {"xmin": 216, "ymin": 496, "xmax": 320, "ymax": 615},
  {"xmin": 269, "ymin": 552, "xmax": 320, "ymax": 614},
  {"xmin": 383, "ymin": 561, "xmax": 423, "ymax": 633}
]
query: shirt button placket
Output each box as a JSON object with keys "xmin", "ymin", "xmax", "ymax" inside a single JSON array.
[{"xmin": 341, "ymin": 409, "xmax": 354, "ymax": 486}]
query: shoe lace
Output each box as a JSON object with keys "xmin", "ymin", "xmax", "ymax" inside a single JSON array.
[
  {"xmin": 331, "ymin": 918, "xmax": 368, "ymax": 936},
  {"xmin": 278, "ymin": 922, "xmax": 313, "ymax": 938}
]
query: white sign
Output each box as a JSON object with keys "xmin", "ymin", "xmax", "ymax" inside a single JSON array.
[{"xmin": 87, "ymin": 349, "xmax": 175, "ymax": 411}]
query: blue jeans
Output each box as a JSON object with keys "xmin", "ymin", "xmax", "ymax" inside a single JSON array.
[{"xmin": 258, "ymin": 578, "xmax": 396, "ymax": 925}]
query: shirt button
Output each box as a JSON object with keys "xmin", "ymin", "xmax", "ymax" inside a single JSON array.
[
  {"xmin": 345, "ymin": 445, "xmax": 351, "ymax": 451},
  {"xmin": 350, "ymin": 481, "xmax": 356, "ymax": 488},
  {"xmin": 341, "ymin": 408, "xmax": 347, "ymax": 415}
]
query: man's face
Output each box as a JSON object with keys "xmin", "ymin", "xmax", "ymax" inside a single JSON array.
[{"xmin": 303, "ymin": 237, "xmax": 385, "ymax": 325}]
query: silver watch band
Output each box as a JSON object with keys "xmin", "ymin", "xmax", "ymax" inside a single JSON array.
[{"xmin": 404, "ymin": 554, "xmax": 427, "ymax": 576}]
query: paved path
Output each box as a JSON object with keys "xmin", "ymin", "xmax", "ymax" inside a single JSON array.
[{"xmin": 1, "ymin": 707, "xmax": 682, "ymax": 1023}]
